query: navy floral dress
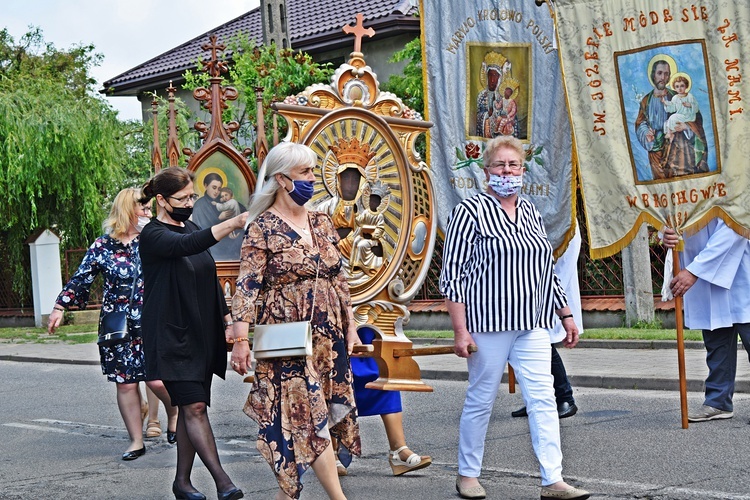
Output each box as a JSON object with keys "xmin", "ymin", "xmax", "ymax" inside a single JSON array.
[{"xmin": 56, "ymin": 234, "xmax": 145, "ymax": 383}]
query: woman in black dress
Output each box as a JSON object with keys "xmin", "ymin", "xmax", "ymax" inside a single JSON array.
[{"xmin": 139, "ymin": 167, "xmax": 246, "ymax": 500}]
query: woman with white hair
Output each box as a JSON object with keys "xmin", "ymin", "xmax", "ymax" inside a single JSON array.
[{"xmin": 230, "ymin": 142, "xmax": 361, "ymax": 500}]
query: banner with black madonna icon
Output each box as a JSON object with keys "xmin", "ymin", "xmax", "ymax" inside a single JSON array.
[
  {"xmin": 552, "ymin": 0, "xmax": 750, "ymax": 258},
  {"xmin": 421, "ymin": 0, "xmax": 575, "ymax": 252}
]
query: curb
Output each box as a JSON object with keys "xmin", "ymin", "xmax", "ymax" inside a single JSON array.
[
  {"xmin": 416, "ymin": 370, "xmax": 724, "ymax": 394},
  {"xmin": 0, "ymin": 354, "xmax": 98, "ymax": 366}
]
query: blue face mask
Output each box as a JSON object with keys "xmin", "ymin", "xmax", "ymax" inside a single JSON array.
[{"xmin": 283, "ymin": 174, "xmax": 314, "ymax": 206}]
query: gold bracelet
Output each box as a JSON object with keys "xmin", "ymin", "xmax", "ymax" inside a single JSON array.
[{"xmin": 232, "ymin": 337, "xmax": 249, "ymax": 343}]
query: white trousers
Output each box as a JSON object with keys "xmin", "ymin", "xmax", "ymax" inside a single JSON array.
[{"xmin": 457, "ymin": 328, "xmax": 563, "ymax": 485}]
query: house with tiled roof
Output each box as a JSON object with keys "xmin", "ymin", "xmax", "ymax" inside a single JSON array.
[{"xmin": 102, "ymin": 0, "xmax": 420, "ymax": 121}]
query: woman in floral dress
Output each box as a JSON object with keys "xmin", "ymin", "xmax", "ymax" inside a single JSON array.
[
  {"xmin": 230, "ymin": 142, "xmax": 361, "ymax": 500},
  {"xmin": 48, "ymin": 187, "xmax": 177, "ymax": 460}
]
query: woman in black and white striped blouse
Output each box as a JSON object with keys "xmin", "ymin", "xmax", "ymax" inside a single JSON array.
[{"xmin": 441, "ymin": 136, "xmax": 589, "ymax": 500}]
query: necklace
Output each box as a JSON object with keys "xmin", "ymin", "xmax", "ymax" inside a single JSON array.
[{"xmin": 273, "ymin": 207, "xmax": 310, "ymax": 235}]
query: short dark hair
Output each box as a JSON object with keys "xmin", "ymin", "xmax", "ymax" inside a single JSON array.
[
  {"xmin": 220, "ymin": 187, "xmax": 233, "ymax": 197},
  {"xmin": 141, "ymin": 167, "xmax": 194, "ymax": 202},
  {"xmin": 203, "ymin": 172, "xmax": 222, "ymax": 187},
  {"xmin": 651, "ymin": 60, "xmax": 670, "ymax": 84}
]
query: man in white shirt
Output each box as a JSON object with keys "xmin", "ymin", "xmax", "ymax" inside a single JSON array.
[{"xmin": 663, "ymin": 219, "xmax": 750, "ymax": 421}]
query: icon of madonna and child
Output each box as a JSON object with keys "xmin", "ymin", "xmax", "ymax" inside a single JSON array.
[{"xmin": 313, "ymin": 137, "xmax": 397, "ymax": 286}]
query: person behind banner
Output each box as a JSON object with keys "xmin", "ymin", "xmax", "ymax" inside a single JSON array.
[
  {"xmin": 634, "ymin": 57, "xmax": 708, "ymax": 180},
  {"xmin": 512, "ymin": 222, "xmax": 583, "ymax": 420},
  {"xmin": 441, "ymin": 135, "xmax": 589, "ymax": 500},
  {"xmin": 334, "ymin": 326, "xmax": 432, "ymax": 477},
  {"xmin": 662, "ymin": 220, "xmax": 750, "ymax": 422}
]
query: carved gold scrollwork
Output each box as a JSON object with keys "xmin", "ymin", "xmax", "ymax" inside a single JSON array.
[{"xmin": 265, "ymin": 15, "xmax": 440, "ymax": 391}]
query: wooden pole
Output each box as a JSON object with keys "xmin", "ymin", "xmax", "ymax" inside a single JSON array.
[
  {"xmin": 508, "ymin": 365, "xmax": 516, "ymax": 393},
  {"xmin": 390, "ymin": 345, "xmax": 476, "ymax": 357},
  {"xmin": 672, "ymin": 248, "xmax": 689, "ymax": 429}
]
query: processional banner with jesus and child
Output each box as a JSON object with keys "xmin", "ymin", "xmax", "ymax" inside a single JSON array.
[{"xmin": 552, "ymin": 0, "xmax": 750, "ymax": 257}]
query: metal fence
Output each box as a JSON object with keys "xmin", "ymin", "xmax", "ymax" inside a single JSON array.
[
  {"xmin": 413, "ymin": 218, "xmax": 668, "ymax": 301},
  {"xmin": 0, "ymin": 238, "xmax": 32, "ymax": 313},
  {"xmin": 0, "ymin": 225, "xmax": 669, "ymax": 312}
]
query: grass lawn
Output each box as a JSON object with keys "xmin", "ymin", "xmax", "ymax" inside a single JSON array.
[
  {"xmin": 0, "ymin": 324, "xmax": 702, "ymax": 345},
  {"xmin": 0, "ymin": 324, "xmax": 98, "ymax": 345},
  {"xmin": 404, "ymin": 328, "xmax": 702, "ymax": 342}
]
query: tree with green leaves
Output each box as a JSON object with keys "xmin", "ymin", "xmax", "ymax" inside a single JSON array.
[
  {"xmin": 183, "ymin": 36, "xmax": 334, "ymax": 164},
  {"xmin": 381, "ymin": 37, "xmax": 423, "ymax": 116},
  {"xmin": 381, "ymin": 37, "xmax": 425, "ymax": 156},
  {"xmin": 0, "ymin": 27, "xmax": 144, "ymax": 301}
]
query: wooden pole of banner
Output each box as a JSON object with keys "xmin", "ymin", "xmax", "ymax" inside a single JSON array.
[
  {"xmin": 508, "ymin": 365, "xmax": 516, "ymax": 393},
  {"xmin": 672, "ymin": 248, "xmax": 689, "ymax": 429}
]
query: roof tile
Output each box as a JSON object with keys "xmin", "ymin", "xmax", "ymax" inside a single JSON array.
[{"xmin": 103, "ymin": 0, "xmax": 417, "ymax": 93}]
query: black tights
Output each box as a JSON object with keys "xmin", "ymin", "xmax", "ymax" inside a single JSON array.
[{"xmin": 174, "ymin": 402, "xmax": 235, "ymax": 493}]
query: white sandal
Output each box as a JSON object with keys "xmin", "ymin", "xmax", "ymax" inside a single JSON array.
[{"xmin": 388, "ymin": 445, "xmax": 432, "ymax": 476}]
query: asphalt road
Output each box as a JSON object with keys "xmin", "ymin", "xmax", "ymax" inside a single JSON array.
[{"xmin": 2, "ymin": 360, "xmax": 750, "ymax": 499}]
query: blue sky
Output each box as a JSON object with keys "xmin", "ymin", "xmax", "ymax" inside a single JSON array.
[{"xmin": 4, "ymin": 0, "xmax": 258, "ymax": 120}]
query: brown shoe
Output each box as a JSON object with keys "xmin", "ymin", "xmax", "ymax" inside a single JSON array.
[{"xmin": 540, "ymin": 485, "xmax": 590, "ymax": 499}]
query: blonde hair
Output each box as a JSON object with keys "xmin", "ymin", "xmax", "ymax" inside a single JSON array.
[
  {"xmin": 247, "ymin": 142, "xmax": 317, "ymax": 222},
  {"xmin": 103, "ymin": 188, "xmax": 142, "ymax": 241},
  {"xmin": 483, "ymin": 136, "xmax": 525, "ymax": 167}
]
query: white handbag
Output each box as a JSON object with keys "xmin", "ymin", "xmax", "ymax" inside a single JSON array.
[
  {"xmin": 252, "ymin": 321, "xmax": 313, "ymax": 359},
  {"xmin": 252, "ymin": 217, "xmax": 318, "ymax": 360}
]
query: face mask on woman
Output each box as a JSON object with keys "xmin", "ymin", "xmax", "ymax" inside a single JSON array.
[
  {"xmin": 283, "ymin": 174, "xmax": 314, "ymax": 206},
  {"xmin": 134, "ymin": 216, "xmax": 150, "ymax": 233},
  {"xmin": 488, "ymin": 174, "xmax": 523, "ymax": 198},
  {"xmin": 168, "ymin": 205, "xmax": 193, "ymax": 222}
]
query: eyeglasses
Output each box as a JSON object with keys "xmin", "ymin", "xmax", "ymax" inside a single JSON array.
[
  {"xmin": 138, "ymin": 205, "xmax": 153, "ymax": 214},
  {"xmin": 487, "ymin": 162, "xmax": 524, "ymax": 173},
  {"xmin": 168, "ymin": 194, "xmax": 199, "ymax": 205}
]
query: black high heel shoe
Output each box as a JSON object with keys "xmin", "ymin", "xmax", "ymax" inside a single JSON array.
[
  {"xmin": 217, "ymin": 486, "xmax": 243, "ymax": 500},
  {"xmin": 121, "ymin": 446, "xmax": 145, "ymax": 461},
  {"xmin": 172, "ymin": 482, "xmax": 206, "ymax": 500},
  {"xmin": 167, "ymin": 430, "xmax": 177, "ymax": 444}
]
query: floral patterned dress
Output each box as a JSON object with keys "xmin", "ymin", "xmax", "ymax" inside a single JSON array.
[
  {"xmin": 56, "ymin": 234, "xmax": 145, "ymax": 383},
  {"xmin": 232, "ymin": 211, "xmax": 361, "ymax": 499}
]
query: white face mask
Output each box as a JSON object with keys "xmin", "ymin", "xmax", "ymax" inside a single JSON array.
[
  {"xmin": 488, "ymin": 174, "xmax": 523, "ymax": 198},
  {"xmin": 135, "ymin": 216, "xmax": 150, "ymax": 233}
]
